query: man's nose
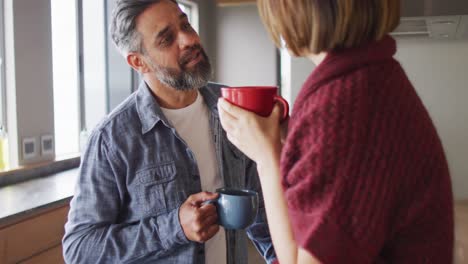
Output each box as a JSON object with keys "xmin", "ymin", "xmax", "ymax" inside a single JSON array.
[{"xmin": 178, "ymin": 31, "xmax": 200, "ymax": 50}]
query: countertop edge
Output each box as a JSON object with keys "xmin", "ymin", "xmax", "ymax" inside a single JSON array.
[{"xmin": 0, "ymin": 196, "xmax": 72, "ymax": 229}]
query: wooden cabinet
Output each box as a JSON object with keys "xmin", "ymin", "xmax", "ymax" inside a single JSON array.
[
  {"xmin": 20, "ymin": 245, "xmax": 64, "ymax": 264},
  {"xmin": 0, "ymin": 205, "xmax": 69, "ymax": 264},
  {"xmin": 455, "ymin": 200, "xmax": 468, "ymax": 264}
]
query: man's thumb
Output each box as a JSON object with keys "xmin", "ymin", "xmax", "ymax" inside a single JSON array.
[{"xmin": 189, "ymin": 191, "xmax": 219, "ymax": 205}]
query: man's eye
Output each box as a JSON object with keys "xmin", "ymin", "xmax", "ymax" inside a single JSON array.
[
  {"xmin": 182, "ymin": 23, "xmax": 193, "ymax": 31},
  {"xmin": 161, "ymin": 35, "xmax": 173, "ymax": 46}
]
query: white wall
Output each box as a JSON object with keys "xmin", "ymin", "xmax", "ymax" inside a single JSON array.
[
  {"xmin": 395, "ymin": 39, "xmax": 468, "ymax": 200},
  {"xmin": 281, "ymin": 55, "xmax": 315, "ymax": 107},
  {"xmin": 192, "ymin": 0, "xmax": 217, "ymax": 74},
  {"xmin": 215, "ymin": 4, "xmax": 277, "ymax": 86}
]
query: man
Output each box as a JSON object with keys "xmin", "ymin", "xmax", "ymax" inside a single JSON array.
[{"xmin": 62, "ymin": 0, "xmax": 277, "ymax": 263}]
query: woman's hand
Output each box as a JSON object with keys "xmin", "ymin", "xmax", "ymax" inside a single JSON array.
[{"xmin": 217, "ymin": 98, "xmax": 283, "ymax": 167}]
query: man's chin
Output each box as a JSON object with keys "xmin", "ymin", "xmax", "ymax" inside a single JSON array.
[{"xmin": 186, "ymin": 64, "xmax": 211, "ymax": 80}]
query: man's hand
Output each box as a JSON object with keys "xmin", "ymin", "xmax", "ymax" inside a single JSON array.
[{"xmin": 179, "ymin": 192, "xmax": 220, "ymax": 243}]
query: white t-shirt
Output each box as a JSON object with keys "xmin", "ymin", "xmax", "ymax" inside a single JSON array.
[{"xmin": 161, "ymin": 91, "xmax": 226, "ymax": 264}]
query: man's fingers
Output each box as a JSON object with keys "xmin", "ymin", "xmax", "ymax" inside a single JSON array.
[
  {"xmin": 199, "ymin": 202, "xmax": 217, "ymax": 215},
  {"xmin": 187, "ymin": 192, "xmax": 219, "ymax": 206},
  {"xmin": 200, "ymin": 210, "xmax": 218, "ymax": 227},
  {"xmin": 191, "ymin": 212, "xmax": 220, "ymax": 242},
  {"xmin": 198, "ymin": 224, "xmax": 220, "ymax": 242},
  {"xmin": 226, "ymin": 133, "xmax": 240, "ymax": 147},
  {"xmin": 205, "ymin": 224, "xmax": 220, "ymax": 239},
  {"xmin": 181, "ymin": 192, "xmax": 222, "ymax": 243},
  {"xmin": 198, "ymin": 203, "xmax": 218, "ymax": 227},
  {"xmin": 203, "ymin": 214, "xmax": 218, "ymax": 227},
  {"xmin": 191, "ymin": 208, "xmax": 217, "ymax": 232}
]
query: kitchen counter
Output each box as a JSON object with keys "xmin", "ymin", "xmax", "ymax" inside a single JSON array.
[{"xmin": 0, "ymin": 168, "xmax": 78, "ymax": 228}]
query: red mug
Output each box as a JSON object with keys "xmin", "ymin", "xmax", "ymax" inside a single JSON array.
[{"xmin": 221, "ymin": 86, "xmax": 289, "ymax": 121}]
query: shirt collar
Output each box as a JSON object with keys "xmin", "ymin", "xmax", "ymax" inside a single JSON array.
[
  {"xmin": 135, "ymin": 81, "xmax": 220, "ymax": 134},
  {"xmin": 199, "ymin": 84, "xmax": 220, "ymax": 115}
]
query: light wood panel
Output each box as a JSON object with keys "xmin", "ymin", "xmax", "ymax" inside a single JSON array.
[
  {"xmin": 0, "ymin": 205, "xmax": 69, "ymax": 263},
  {"xmin": 0, "ymin": 232, "xmax": 6, "ymax": 262},
  {"xmin": 19, "ymin": 245, "xmax": 64, "ymax": 264},
  {"xmin": 454, "ymin": 200, "xmax": 468, "ymax": 264}
]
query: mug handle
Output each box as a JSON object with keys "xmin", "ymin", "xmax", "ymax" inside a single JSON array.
[{"xmin": 273, "ymin": 95, "xmax": 290, "ymax": 122}]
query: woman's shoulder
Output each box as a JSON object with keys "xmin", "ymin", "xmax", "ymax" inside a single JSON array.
[
  {"xmin": 294, "ymin": 59, "xmax": 402, "ymax": 118},
  {"xmin": 291, "ymin": 76, "xmax": 347, "ymax": 121}
]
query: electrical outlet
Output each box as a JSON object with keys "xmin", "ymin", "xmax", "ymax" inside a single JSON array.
[
  {"xmin": 41, "ymin": 134, "xmax": 54, "ymax": 156},
  {"xmin": 22, "ymin": 137, "xmax": 37, "ymax": 159}
]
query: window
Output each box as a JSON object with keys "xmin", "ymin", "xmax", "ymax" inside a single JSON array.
[
  {"xmin": 0, "ymin": 0, "xmax": 5, "ymax": 128},
  {"xmin": 0, "ymin": 0, "xmax": 8, "ymax": 169},
  {"xmin": 51, "ymin": 0, "xmax": 108, "ymax": 156},
  {"xmin": 81, "ymin": 0, "xmax": 107, "ymax": 146},
  {"xmin": 178, "ymin": 1, "xmax": 199, "ymax": 33},
  {"xmin": 51, "ymin": 0, "xmax": 80, "ymax": 156}
]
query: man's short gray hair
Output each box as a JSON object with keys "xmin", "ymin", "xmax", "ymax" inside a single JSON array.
[{"xmin": 110, "ymin": 0, "xmax": 177, "ymax": 55}]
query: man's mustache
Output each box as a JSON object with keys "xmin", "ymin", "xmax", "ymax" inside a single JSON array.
[{"xmin": 179, "ymin": 45, "xmax": 205, "ymax": 66}]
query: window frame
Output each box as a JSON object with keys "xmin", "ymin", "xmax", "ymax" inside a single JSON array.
[
  {"xmin": 178, "ymin": 0, "xmax": 199, "ymax": 34},
  {"xmin": 77, "ymin": 0, "xmax": 86, "ymax": 133},
  {"xmin": 0, "ymin": 0, "xmax": 7, "ymax": 131}
]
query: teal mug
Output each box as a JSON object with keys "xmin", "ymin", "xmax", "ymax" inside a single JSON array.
[{"xmin": 205, "ymin": 188, "xmax": 259, "ymax": 230}]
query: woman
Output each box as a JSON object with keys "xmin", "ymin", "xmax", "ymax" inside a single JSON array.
[{"xmin": 218, "ymin": 0, "xmax": 453, "ymax": 263}]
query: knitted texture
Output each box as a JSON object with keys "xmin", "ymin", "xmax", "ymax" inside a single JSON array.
[{"xmin": 280, "ymin": 36, "xmax": 454, "ymax": 263}]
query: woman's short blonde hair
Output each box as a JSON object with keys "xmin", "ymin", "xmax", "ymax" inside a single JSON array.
[{"xmin": 257, "ymin": 0, "xmax": 400, "ymax": 56}]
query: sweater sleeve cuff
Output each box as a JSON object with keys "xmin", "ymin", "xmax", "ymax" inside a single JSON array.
[{"xmin": 156, "ymin": 206, "xmax": 189, "ymax": 249}]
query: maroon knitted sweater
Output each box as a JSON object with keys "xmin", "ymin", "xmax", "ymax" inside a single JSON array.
[{"xmin": 280, "ymin": 36, "xmax": 453, "ymax": 263}]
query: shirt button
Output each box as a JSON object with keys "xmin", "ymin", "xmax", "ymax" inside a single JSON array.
[{"xmin": 198, "ymin": 248, "xmax": 205, "ymax": 255}]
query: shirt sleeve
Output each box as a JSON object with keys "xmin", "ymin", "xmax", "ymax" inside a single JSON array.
[
  {"xmin": 282, "ymin": 86, "xmax": 396, "ymax": 263},
  {"xmin": 62, "ymin": 130, "xmax": 189, "ymax": 263}
]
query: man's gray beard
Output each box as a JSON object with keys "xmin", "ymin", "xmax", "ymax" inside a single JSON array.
[{"xmin": 149, "ymin": 57, "xmax": 212, "ymax": 91}]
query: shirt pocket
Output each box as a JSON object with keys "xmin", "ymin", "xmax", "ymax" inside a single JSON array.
[{"xmin": 134, "ymin": 162, "xmax": 181, "ymax": 215}]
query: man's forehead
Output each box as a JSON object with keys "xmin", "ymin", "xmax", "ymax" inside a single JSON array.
[{"xmin": 136, "ymin": 1, "xmax": 185, "ymax": 34}]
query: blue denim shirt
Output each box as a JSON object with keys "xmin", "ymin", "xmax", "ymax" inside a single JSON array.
[{"xmin": 63, "ymin": 82, "xmax": 276, "ymax": 264}]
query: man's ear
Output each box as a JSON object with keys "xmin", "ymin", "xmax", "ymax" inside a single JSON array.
[{"xmin": 127, "ymin": 53, "xmax": 151, "ymax": 74}]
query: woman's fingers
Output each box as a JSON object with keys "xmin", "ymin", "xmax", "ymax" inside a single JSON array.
[
  {"xmin": 218, "ymin": 100, "xmax": 238, "ymax": 131},
  {"xmin": 218, "ymin": 98, "xmax": 243, "ymax": 117},
  {"xmin": 226, "ymin": 133, "xmax": 240, "ymax": 147}
]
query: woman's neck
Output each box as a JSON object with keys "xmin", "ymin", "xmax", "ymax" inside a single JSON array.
[{"xmin": 307, "ymin": 52, "xmax": 328, "ymax": 66}]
